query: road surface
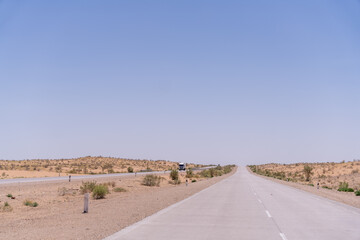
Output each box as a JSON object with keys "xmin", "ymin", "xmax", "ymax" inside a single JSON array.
[
  {"xmin": 0, "ymin": 171, "xmax": 163, "ymax": 185},
  {"xmin": 104, "ymin": 166, "xmax": 360, "ymax": 240},
  {"xmin": 0, "ymin": 167, "xmax": 214, "ymax": 185}
]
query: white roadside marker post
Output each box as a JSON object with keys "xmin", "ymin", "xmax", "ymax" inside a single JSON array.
[{"xmin": 83, "ymin": 193, "xmax": 89, "ymax": 213}]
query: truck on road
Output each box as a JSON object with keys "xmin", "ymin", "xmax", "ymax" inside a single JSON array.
[{"xmin": 179, "ymin": 163, "xmax": 186, "ymax": 171}]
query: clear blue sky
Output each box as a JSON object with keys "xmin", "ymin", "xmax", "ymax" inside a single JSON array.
[{"xmin": 1, "ymin": 1, "xmax": 359, "ymax": 165}]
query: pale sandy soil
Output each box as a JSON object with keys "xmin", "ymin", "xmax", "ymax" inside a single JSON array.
[
  {"xmin": 250, "ymin": 161, "xmax": 360, "ymax": 190},
  {"xmin": 0, "ymin": 168, "xmax": 236, "ymax": 240},
  {"xmin": 248, "ymin": 167, "xmax": 360, "ymax": 209}
]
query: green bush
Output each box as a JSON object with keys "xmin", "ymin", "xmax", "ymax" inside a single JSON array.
[
  {"xmin": 80, "ymin": 181, "xmax": 97, "ymax": 194},
  {"xmin": 127, "ymin": 167, "xmax": 134, "ymax": 173},
  {"xmin": 200, "ymin": 169, "xmax": 211, "ymax": 178},
  {"xmin": 191, "ymin": 179, "xmax": 197, "ymax": 183},
  {"xmin": 198, "ymin": 165, "xmax": 235, "ymax": 178},
  {"xmin": 337, "ymin": 182, "xmax": 354, "ymax": 192},
  {"xmin": 355, "ymin": 190, "xmax": 360, "ymax": 196},
  {"xmin": 24, "ymin": 200, "xmax": 38, "ymax": 207},
  {"xmin": 142, "ymin": 174, "xmax": 161, "ymax": 186},
  {"xmin": 186, "ymin": 169, "xmax": 194, "ymax": 178},
  {"xmin": 170, "ymin": 170, "xmax": 179, "ymax": 181},
  {"xmin": 223, "ymin": 165, "xmax": 233, "ymax": 174},
  {"xmin": 6, "ymin": 194, "xmax": 12, "ymax": 198},
  {"xmin": 215, "ymin": 165, "xmax": 222, "ymax": 171},
  {"xmin": 92, "ymin": 185, "xmax": 109, "ymax": 199}
]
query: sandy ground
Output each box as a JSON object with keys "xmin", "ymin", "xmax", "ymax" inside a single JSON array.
[
  {"xmin": 0, "ymin": 157, "xmax": 205, "ymax": 179},
  {"xmin": 0, "ymin": 169, "xmax": 236, "ymax": 240},
  {"xmin": 250, "ymin": 161, "xmax": 360, "ymax": 190},
  {"xmin": 248, "ymin": 167, "xmax": 360, "ymax": 209}
]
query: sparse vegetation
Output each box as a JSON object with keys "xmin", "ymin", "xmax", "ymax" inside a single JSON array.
[
  {"xmin": 186, "ymin": 168, "xmax": 194, "ymax": 178},
  {"xmin": 80, "ymin": 181, "xmax": 97, "ymax": 194},
  {"xmin": 248, "ymin": 161, "xmax": 360, "ymax": 191},
  {"xmin": 337, "ymin": 182, "xmax": 354, "ymax": 192},
  {"xmin": 92, "ymin": 185, "xmax": 109, "ymax": 199},
  {"xmin": 142, "ymin": 174, "xmax": 161, "ymax": 187},
  {"xmin": 24, "ymin": 200, "xmax": 38, "ymax": 207},
  {"xmin": 113, "ymin": 187, "xmax": 127, "ymax": 192},
  {"xmin": 355, "ymin": 190, "xmax": 360, "ymax": 196},
  {"xmin": 170, "ymin": 170, "xmax": 179, "ymax": 181},
  {"xmin": 2, "ymin": 202, "xmax": 12, "ymax": 212},
  {"xmin": 6, "ymin": 194, "xmax": 13, "ymax": 198},
  {"xmin": 199, "ymin": 165, "xmax": 235, "ymax": 178},
  {"xmin": 0, "ymin": 156, "xmax": 206, "ymax": 179},
  {"xmin": 303, "ymin": 165, "xmax": 313, "ymax": 181}
]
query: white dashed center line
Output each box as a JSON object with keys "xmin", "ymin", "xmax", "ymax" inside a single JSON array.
[
  {"xmin": 279, "ymin": 233, "xmax": 288, "ymax": 240},
  {"xmin": 265, "ymin": 210, "xmax": 271, "ymax": 218},
  {"xmin": 251, "ymin": 188, "xmax": 288, "ymax": 240}
]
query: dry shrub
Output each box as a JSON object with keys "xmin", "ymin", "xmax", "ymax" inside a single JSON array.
[{"xmin": 142, "ymin": 174, "xmax": 161, "ymax": 186}]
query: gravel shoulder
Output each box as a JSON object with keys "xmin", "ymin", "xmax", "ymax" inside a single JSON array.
[
  {"xmin": 247, "ymin": 167, "xmax": 360, "ymax": 209},
  {"xmin": 0, "ymin": 169, "xmax": 236, "ymax": 240}
]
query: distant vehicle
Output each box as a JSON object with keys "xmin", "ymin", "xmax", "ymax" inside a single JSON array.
[{"xmin": 179, "ymin": 163, "xmax": 186, "ymax": 171}]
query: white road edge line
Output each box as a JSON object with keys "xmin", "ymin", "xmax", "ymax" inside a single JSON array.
[
  {"xmin": 279, "ymin": 233, "xmax": 288, "ymax": 240},
  {"xmin": 265, "ymin": 210, "xmax": 271, "ymax": 218}
]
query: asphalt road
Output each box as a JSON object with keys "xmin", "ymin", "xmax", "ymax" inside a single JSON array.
[
  {"xmin": 0, "ymin": 167, "xmax": 214, "ymax": 185},
  {"xmin": 0, "ymin": 171, "xmax": 164, "ymax": 185},
  {"xmin": 104, "ymin": 166, "xmax": 360, "ymax": 240}
]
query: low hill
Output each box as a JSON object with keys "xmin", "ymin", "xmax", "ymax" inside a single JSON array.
[{"xmin": 0, "ymin": 156, "xmax": 205, "ymax": 179}]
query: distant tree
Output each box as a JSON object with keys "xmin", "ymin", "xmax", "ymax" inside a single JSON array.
[{"xmin": 303, "ymin": 165, "xmax": 313, "ymax": 181}]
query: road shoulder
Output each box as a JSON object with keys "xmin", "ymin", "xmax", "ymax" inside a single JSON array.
[{"xmin": 247, "ymin": 167, "xmax": 360, "ymax": 209}]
